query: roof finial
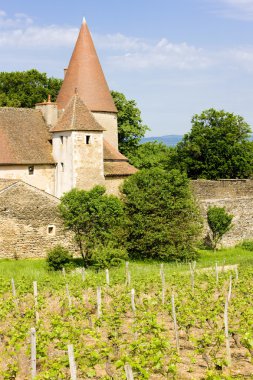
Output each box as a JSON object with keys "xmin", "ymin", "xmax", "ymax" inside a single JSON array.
[{"xmin": 82, "ymin": 16, "xmax": 86, "ymax": 24}]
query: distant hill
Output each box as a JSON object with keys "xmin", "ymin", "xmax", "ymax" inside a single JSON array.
[
  {"xmin": 142, "ymin": 134, "xmax": 253, "ymax": 147},
  {"xmin": 141, "ymin": 135, "xmax": 183, "ymax": 147}
]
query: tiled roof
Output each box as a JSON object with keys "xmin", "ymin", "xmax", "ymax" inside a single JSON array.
[
  {"xmin": 50, "ymin": 95, "xmax": 104, "ymax": 132},
  {"xmin": 57, "ymin": 19, "xmax": 117, "ymax": 113},
  {"xmin": 104, "ymin": 161, "xmax": 138, "ymax": 177},
  {"xmin": 0, "ymin": 108, "xmax": 55, "ymax": 165},
  {"xmin": 0, "ymin": 179, "xmax": 19, "ymax": 191},
  {"xmin": 103, "ymin": 140, "xmax": 128, "ymax": 161},
  {"xmin": 103, "ymin": 140, "xmax": 137, "ymax": 176}
]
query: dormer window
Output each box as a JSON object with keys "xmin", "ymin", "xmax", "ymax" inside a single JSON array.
[
  {"xmin": 86, "ymin": 135, "xmax": 91, "ymax": 144},
  {"xmin": 28, "ymin": 166, "xmax": 34, "ymax": 175}
]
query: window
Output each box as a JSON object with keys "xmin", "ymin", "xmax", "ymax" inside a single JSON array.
[
  {"xmin": 60, "ymin": 136, "xmax": 64, "ymax": 144},
  {"xmin": 61, "ymin": 162, "xmax": 64, "ymax": 172},
  {"xmin": 28, "ymin": 166, "xmax": 34, "ymax": 175},
  {"xmin": 47, "ymin": 225, "xmax": 56, "ymax": 236},
  {"xmin": 86, "ymin": 135, "xmax": 91, "ymax": 144}
]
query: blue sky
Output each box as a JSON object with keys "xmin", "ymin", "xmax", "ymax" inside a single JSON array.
[{"xmin": 1, "ymin": 0, "xmax": 253, "ymax": 136}]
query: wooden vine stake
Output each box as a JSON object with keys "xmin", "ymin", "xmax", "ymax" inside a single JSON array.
[
  {"xmin": 31, "ymin": 327, "xmax": 36, "ymax": 379},
  {"xmin": 11, "ymin": 278, "xmax": 18, "ymax": 305},
  {"xmin": 105, "ymin": 269, "xmax": 110, "ymax": 286},
  {"xmin": 189, "ymin": 262, "xmax": 196, "ymax": 292},
  {"xmin": 66, "ymin": 284, "xmax": 72, "ymax": 308},
  {"xmin": 171, "ymin": 293, "xmax": 180, "ymax": 354},
  {"xmin": 227, "ymin": 276, "xmax": 232, "ymax": 303},
  {"xmin": 215, "ymin": 262, "xmax": 219, "ymax": 284},
  {"xmin": 68, "ymin": 344, "xmax": 77, "ymax": 380},
  {"xmin": 81, "ymin": 267, "xmax": 85, "ymax": 281},
  {"xmin": 124, "ymin": 363, "xmax": 134, "ymax": 380},
  {"xmin": 125, "ymin": 261, "xmax": 131, "ymax": 286},
  {"xmin": 161, "ymin": 274, "xmax": 165, "ymax": 305},
  {"xmin": 97, "ymin": 286, "xmax": 102, "ymax": 318},
  {"xmin": 224, "ymin": 297, "xmax": 231, "ymax": 366},
  {"xmin": 33, "ymin": 281, "xmax": 39, "ymax": 323},
  {"xmin": 62, "ymin": 267, "xmax": 66, "ymax": 278},
  {"xmin": 131, "ymin": 289, "xmax": 136, "ymax": 314}
]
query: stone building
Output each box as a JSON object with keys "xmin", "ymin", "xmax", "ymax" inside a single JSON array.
[
  {"xmin": 0, "ymin": 19, "xmax": 137, "ymax": 258},
  {"xmin": 0, "ymin": 19, "xmax": 137, "ymax": 199}
]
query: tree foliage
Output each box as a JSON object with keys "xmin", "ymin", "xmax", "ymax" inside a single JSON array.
[
  {"xmin": 59, "ymin": 186, "xmax": 125, "ymax": 265},
  {"xmin": 121, "ymin": 168, "xmax": 202, "ymax": 261},
  {"xmin": 207, "ymin": 206, "xmax": 233, "ymax": 250},
  {"xmin": 176, "ymin": 108, "xmax": 253, "ymax": 179},
  {"xmin": 0, "ymin": 69, "xmax": 62, "ymax": 108},
  {"xmin": 128, "ymin": 141, "xmax": 176, "ymax": 170},
  {"xmin": 111, "ymin": 90, "xmax": 149, "ymax": 157}
]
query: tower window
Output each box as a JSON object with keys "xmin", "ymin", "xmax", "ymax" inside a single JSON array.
[
  {"xmin": 60, "ymin": 136, "xmax": 64, "ymax": 144},
  {"xmin": 86, "ymin": 135, "xmax": 91, "ymax": 144},
  {"xmin": 61, "ymin": 162, "xmax": 64, "ymax": 172},
  {"xmin": 28, "ymin": 166, "xmax": 34, "ymax": 175}
]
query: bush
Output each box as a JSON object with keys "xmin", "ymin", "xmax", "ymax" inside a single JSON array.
[
  {"xmin": 207, "ymin": 206, "xmax": 233, "ymax": 250},
  {"xmin": 46, "ymin": 245, "xmax": 72, "ymax": 271},
  {"xmin": 89, "ymin": 245, "xmax": 128, "ymax": 269},
  {"xmin": 239, "ymin": 240, "xmax": 253, "ymax": 251}
]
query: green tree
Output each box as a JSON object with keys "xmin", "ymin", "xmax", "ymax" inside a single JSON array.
[
  {"xmin": 176, "ymin": 108, "xmax": 253, "ymax": 179},
  {"xmin": 111, "ymin": 90, "xmax": 149, "ymax": 157},
  {"xmin": 59, "ymin": 186, "xmax": 125, "ymax": 265},
  {"xmin": 121, "ymin": 168, "xmax": 202, "ymax": 261},
  {"xmin": 0, "ymin": 69, "xmax": 62, "ymax": 108},
  {"xmin": 128, "ymin": 141, "xmax": 176, "ymax": 170},
  {"xmin": 207, "ymin": 206, "xmax": 233, "ymax": 250}
]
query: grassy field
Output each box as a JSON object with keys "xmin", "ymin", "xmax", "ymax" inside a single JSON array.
[
  {"xmin": 0, "ymin": 246, "xmax": 252, "ymax": 280},
  {"xmin": 0, "ymin": 247, "xmax": 252, "ymax": 379}
]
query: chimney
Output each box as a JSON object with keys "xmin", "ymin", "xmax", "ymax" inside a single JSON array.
[{"xmin": 35, "ymin": 95, "xmax": 58, "ymax": 128}]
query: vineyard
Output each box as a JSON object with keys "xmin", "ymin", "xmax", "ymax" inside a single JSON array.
[{"xmin": 0, "ymin": 256, "xmax": 253, "ymax": 380}]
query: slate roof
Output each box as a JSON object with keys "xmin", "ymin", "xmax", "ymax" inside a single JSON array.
[
  {"xmin": 0, "ymin": 108, "xmax": 55, "ymax": 165},
  {"xmin": 57, "ymin": 19, "xmax": 117, "ymax": 113},
  {"xmin": 50, "ymin": 94, "xmax": 104, "ymax": 132},
  {"xmin": 103, "ymin": 140, "xmax": 138, "ymax": 176}
]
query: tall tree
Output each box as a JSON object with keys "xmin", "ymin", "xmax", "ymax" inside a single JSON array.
[
  {"xmin": 128, "ymin": 141, "xmax": 176, "ymax": 170},
  {"xmin": 176, "ymin": 108, "xmax": 253, "ymax": 179},
  {"xmin": 122, "ymin": 168, "xmax": 202, "ymax": 261},
  {"xmin": 111, "ymin": 91, "xmax": 149, "ymax": 157},
  {"xmin": 0, "ymin": 69, "xmax": 62, "ymax": 108}
]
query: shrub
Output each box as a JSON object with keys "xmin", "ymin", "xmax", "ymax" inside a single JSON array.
[
  {"xmin": 239, "ymin": 240, "xmax": 253, "ymax": 251},
  {"xmin": 207, "ymin": 206, "xmax": 233, "ymax": 250},
  {"xmin": 46, "ymin": 245, "xmax": 72, "ymax": 271},
  {"xmin": 89, "ymin": 245, "xmax": 128, "ymax": 269}
]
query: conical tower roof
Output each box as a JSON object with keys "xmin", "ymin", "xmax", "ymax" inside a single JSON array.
[
  {"xmin": 51, "ymin": 94, "xmax": 105, "ymax": 132},
  {"xmin": 57, "ymin": 19, "xmax": 117, "ymax": 113}
]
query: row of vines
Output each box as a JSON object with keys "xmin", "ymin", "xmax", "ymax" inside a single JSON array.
[{"xmin": 0, "ymin": 262, "xmax": 252, "ymax": 379}]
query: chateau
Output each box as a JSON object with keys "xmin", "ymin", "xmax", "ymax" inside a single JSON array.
[
  {"xmin": 1, "ymin": 20, "xmax": 253, "ymax": 259},
  {"xmin": 0, "ymin": 19, "xmax": 136, "ymax": 199}
]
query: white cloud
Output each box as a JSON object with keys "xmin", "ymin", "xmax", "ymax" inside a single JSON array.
[
  {"xmin": 0, "ymin": 9, "xmax": 33, "ymax": 28},
  {"xmin": 105, "ymin": 37, "xmax": 212, "ymax": 70},
  {"xmin": 213, "ymin": 0, "xmax": 253, "ymax": 20}
]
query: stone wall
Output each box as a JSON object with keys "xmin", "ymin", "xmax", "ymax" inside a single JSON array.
[
  {"xmin": 0, "ymin": 181, "xmax": 77, "ymax": 259},
  {"xmin": 191, "ymin": 179, "xmax": 253, "ymax": 247}
]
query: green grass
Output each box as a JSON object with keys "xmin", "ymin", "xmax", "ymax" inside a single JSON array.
[{"xmin": 0, "ymin": 246, "xmax": 252, "ymax": 280}]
